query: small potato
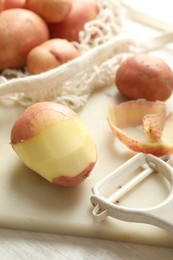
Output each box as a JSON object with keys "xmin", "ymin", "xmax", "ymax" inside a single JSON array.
[
  {"xmin": 0, "ymin": 0, "xmax": 4, "ymax": 11},
  {"xmin": 25, "ymin": 0, "xmax": 72, "ymax": 23},
  {"xmin": 49, "ymin": 0, "xmax": 99, "ymax": 42},
  {"xmin": 26, "ymin": 39, "xmax": 80, "ymax": 74},
  {"xmin": 115, "ymin": 54, "xmax": 173, "ymax": 101},
  {"xmin": 2, "ymin": 0, "xmax": 26, "ymax": 9},
  {"xmin": 0, "ymin": 9, "xmax": 49, "ymax": 70}
]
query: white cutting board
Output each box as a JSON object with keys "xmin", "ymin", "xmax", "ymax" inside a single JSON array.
[
  {"xmin": 1, "ymin": 82, "xmax": 173, "ymax": 248},
  {"xmin": 1, "ymin": 0, "xmax": 173, "ymax": 248}
]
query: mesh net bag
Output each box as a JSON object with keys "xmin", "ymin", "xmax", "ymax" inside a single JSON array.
[{"xmin": 0, "ymin": 0, "xmax": 167, "ymax": 111}]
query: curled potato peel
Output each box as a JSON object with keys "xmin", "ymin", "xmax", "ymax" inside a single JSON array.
[
  {"xmin": 107, "ymin": 99, "xmax": 173, "ymax": 156},
  {"xmin": 142, "ymin": 112, "xmax": 166, "ymax": 142}
]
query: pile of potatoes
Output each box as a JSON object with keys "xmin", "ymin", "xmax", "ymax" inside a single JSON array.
[{"xmin": 0, "ymin": 0, "xmax": 98, "ymax": 74}]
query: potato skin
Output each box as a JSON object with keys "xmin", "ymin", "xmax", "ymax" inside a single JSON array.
[
  {"xmin": 27, "ymin": 39, "xmax": 80, "ymax": 74},
  {"xmin": 49, "ymin": 0, "xmax": 98, "ymax": 42},
  {"xmin": 0, "ymin": 8, "xmax": 49, "ymax": 70},
  {"xmin": 115, "ymin": 54, "xmax": 173, "ymax": 101},
  {"xmin": 0, "ymin": 0, "xmax": 4, "ymax": 10},
  {"xmin": 11, "ymin": 102, "xmax": 77, "ymax": 144},
  {"xmin": 25, "ymin": 0, "xmax": 72, "ymax": 23},
  {"xmin": 2, "ymin": 0, "xmax": 26, "ymax": 9}
]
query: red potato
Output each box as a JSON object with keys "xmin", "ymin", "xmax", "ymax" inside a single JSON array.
[
  {"xmin": 115, "ymin": 54, "xmax": 173, "ymax": 101},
  {"xmin": 11, "ymin": 102, "xmax": 97, "ymax": 186},
  {"xmin": 25, "ymin": 0, "xmax": 72, "ymax": 23},
  {"xmin": 0, "ymin": 9, "xmax": 49, "ymax": 70},
  {"xmin": 49, "ymin": 0, "xmax": 99, "ymax": 42},
  {"xmin": 27, "ymin": 38, "xmax": 80, "ymax": 74},
  {"xmin": 2, "ymin": 0, "xmax": 26, "ymax": 9},
  {"xmin": 0, "ymin": 0, "xmax": 4, "ymax": 11}
]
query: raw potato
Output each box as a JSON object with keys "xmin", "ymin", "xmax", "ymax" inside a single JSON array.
[
  {"xmin": 115, "ymin": 54, "xmax": 173, "ymax": 101},
  {"xmin": 49, "ymin": 0, "xmax": 99, "ymax": 42},
  {"xmin": 27, "ymin": 39, "xmax": 80, "ymax": 74},
  {"xmin": 0, "ymin": 0, "xmax": 4, "ymax": 10},
  {"xmin": 25, "ymin": 0, "xmax": 72, "ymax": 23},
  {"xmin": 2, "ymin": 0, "xmax": 26, "ymax": 9},
  {"xmin": 11, "ymin": 102, "xmax": 97, "ymax": 187},
  {"xmin": 0, "ymin": 8, "xmax": 49, "ymax": 70}
]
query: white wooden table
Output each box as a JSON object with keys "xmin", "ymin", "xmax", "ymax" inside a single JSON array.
[{"xmin": 0, "ymin": 229, "xmax": 173, "ymax": 260}]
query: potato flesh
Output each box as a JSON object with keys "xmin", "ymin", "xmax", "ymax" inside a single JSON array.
[{"xmin": 13, "ymin": 118, "xmax": 97, "ymax": 182}]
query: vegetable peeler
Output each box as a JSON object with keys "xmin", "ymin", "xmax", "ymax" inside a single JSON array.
[{"xmin": 90, "ymin": 153, "xmax": 173, "ymax": 235}]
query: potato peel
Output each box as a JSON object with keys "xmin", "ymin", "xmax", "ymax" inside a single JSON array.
[
  {"xmin": 107, "ymin": 99, "xmax": 173, "ymax": 156},
  {"xmin": 143, "ymin": 111, "xmax": 166, "ymax": 142}
]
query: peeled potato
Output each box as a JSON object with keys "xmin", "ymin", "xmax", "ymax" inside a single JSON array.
[
  {"xmin": 115, "ymin": 54, "xmax": 173, "ymax": 101},
  {"xmin": 0, "ymin": 8, "xmax": 49, "ymax": 70},
  {"xmin": 11, "ymin": 102, "xmax": 97, "ymax": 186},
  {"xmin": 27, "ymin": 38, "xmax": 80, "ymax": 74}
]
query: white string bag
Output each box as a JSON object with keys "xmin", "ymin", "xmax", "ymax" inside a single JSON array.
[{"xmin": 0, "ymin": 0, "xmax": 173, "ymax": 111}]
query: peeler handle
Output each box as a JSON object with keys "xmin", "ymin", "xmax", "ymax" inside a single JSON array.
[
  {"xmin": 91, "ymin": 192, "xmax": 173, "ymax": 235},
  {"xmin": 91, "ymin": 154, "xmax": 173, "ymax": 235}
]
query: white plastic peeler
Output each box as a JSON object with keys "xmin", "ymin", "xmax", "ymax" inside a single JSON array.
[{"xmin": 90, "ymin": 153, "xmax": 173, "ymax": 235}]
